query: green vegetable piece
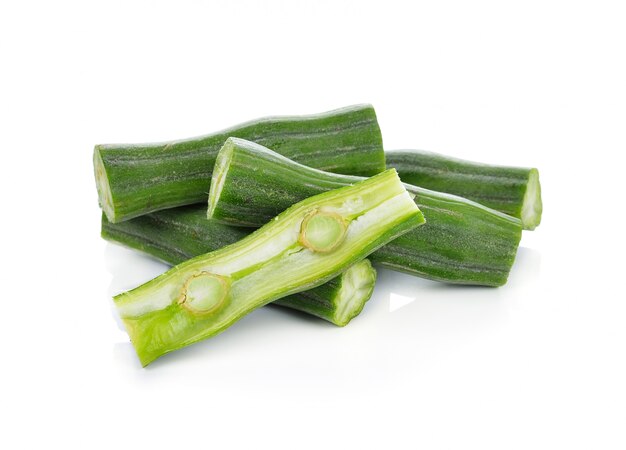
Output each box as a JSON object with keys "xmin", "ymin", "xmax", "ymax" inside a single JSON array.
[
  {"xmin": 386, "ymin": 150, "xmax": 542, "ymax": 230},
  {"xmin": 115, "ymin": 169, "xmax": 424, "ymax": 366},
  {"xmin": 101, "ymin": 208, "xmax": 377, "ymax": 327},
  {"xmin": 94, "ymin": 104, "xmax": 385, "ymax": 223},
  {"xmin": 208, "ymin": 138, "xmax": 523, "ymax": 287}
]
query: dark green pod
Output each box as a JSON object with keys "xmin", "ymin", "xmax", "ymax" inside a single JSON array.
[
  {"xmin": 94, "ymin": 104, "xmax": 385, "ymax": 223},
  {"xmin": 386, "ymin": 150, "xmax": 542, "ymax": 230},
  {"xmin": 209, "ymin": 138, "xmax": 523, "ymax": 287}
]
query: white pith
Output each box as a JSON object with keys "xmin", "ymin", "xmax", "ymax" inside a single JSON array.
[{"xmin": 228, "ymin": 190, "xmax": 417, "ymax": 305}]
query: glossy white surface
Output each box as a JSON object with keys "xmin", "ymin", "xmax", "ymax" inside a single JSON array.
[{"xmin": 1, "ymin": 1, "xmax": 624, "ymax": 449}]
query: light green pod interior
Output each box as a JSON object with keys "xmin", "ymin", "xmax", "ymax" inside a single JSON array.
[
  {"xmin": 521, "ymin": 168, "xmax": 542, "ymax": 230},
  {"xmin": 115, "ymin": 161, "xmax": 424, "ymax": 366},
  {"xmin": 299, "ymin": 211, "xmax": 347, "ymax": 252},
  {"xmin": 178, "ymin": 272, "xmax": 230, "ymax": 315}
]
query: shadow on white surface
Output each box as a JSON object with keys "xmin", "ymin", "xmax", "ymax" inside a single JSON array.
[{"xmin": 105, "ymin": 243, "xmax": 170, "ymax": 296}]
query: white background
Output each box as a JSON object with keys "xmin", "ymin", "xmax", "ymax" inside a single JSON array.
[{"xmin": 1, "ymin": 1, "xmax": 624, "ymax": 448}]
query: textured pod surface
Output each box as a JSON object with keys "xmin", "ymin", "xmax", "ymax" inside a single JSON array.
[
  {"xmin": 209, "ymin": 138, "xmax": 523, "ymax": 286},
  {"xmin": 374, "ymin": 186, "xmax": 522, "ymax": 285},
  {"xmin": 101, "ymin": 206, "xmax": 376, "ymax": 326},
  {"xmin": 386, "ymin": 150, "xmax": 542, "ymax": 230},
  {"xmin": 115, "ymin": 170, "xmax": 423, "ymax": 366},
  {"xmin": 94, "ymin": 104, "xmax": 385, "ymax": 223}
]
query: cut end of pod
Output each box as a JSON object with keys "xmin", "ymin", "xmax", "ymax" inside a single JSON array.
[
  {"xmin": 521, "ymin": 168, "xmax": 542, "ymax": 230},
  {"xmin": 333, "ymin": 259, "xmax": 377, "ymax": 326},
  {"xmin": 93, "ymin": 146, "xmax": 116, "ymax": 223},
  {"xmin": 207, "ymin": 139, "xmax": 235, "ymax": 220}
]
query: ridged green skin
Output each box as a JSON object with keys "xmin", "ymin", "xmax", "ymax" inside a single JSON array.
[
  {"xmin": 101, "ymin": 206, "xmax": 249, "ymax": 265},
  {"xmin": 115, "ymin": 170, "xmax": 424, "ymax": 366},
  {"xmin": 386, "ymin": 150, "xmax": 542, "ymax": 230},
  {"xmin": 209, "ymin": 139, "xmax": 523, "ymax": 286},
  {"xmin": 94, "ymin": 104, "xmax": 385, "ymax": 223},
  {"xmin": 101, "ymin": 207, "xmax": 376, "ymax": 326}
]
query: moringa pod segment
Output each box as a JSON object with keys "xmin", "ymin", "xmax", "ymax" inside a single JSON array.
[
  {"xmin": 208, "ymin": 138, "xmax": 523, "ymax": 287},
  {"xmin": 114, "ymin": 169, "xmax": 424, "ymax": 366},
  {"xmin": 101, "ymin": 207, "xmax": 377, "ymax": 327},
  {"xmin": 386, "ymin": 150, "xmax": 542, "ymax": 230},
  {"xmin": 94, "ymin": 104, "xmax": 385, "ymax": 223}
]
